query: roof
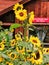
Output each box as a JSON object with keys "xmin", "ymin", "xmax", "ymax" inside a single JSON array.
[{"xmin": 0, "ymin": 0, "xmax": 22, "ymax": 16}]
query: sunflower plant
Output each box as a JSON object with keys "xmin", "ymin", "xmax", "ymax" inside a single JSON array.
[{"xmin": 0, "ymin": 3, "xmax": 49, "ymax": 65}]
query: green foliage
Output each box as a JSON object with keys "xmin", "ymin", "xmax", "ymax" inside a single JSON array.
[
  {"xmin": 9, "ymin": 23, "xmax": 21, "ymax": 31},
  {"xmin": 0, "ymin": 29, "xmax": 13, "ymax": 42}
]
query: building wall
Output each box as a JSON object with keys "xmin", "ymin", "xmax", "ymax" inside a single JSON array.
[{"xmin": 24, "ymin": 0, "xmax": 49, "ymax": 18}]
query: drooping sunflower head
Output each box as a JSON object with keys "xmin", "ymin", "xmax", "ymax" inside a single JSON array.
[
  {"xmin": 13, "ymin": 3, "xmax": 23, "ymax": 11},
  {"xmin": 15, "ymin": 9, "xmax": 27, "ymax": 21},
  {"xmin": 33, "ymin": 50, "xmax": 43, "ymax": 64},
  {"xmin": 29, "ymin": 11, "xmax": 34, "ymax": 24},
  {"xmin": 29, "ymin": 36, "xmax": 41, "ymax": 47}
]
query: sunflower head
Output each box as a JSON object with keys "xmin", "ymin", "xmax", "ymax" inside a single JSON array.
[
  {"xmin": 15, "ymin": 34, "xmax": 22, "ymax": 41},
  {"xmin": 9, "ymin": 52, "xmax": 17, "ymax": 60},
  {"xmin": 10, "ymin": 39, "xmax": 16, "ymax": 47},
  {"xmin": 16, "ymin": 46, "xmax": 25, "ymax": 53},
  {"xmin": 29, "ymin": 36, "xmax": 41, "ymax": 47},
  {"xmin": 29, "ymin": 11, "xmax": 34, "ymax": 24},
  {"xmin": 33, "ymin": 50, "xmax": 43, "ymax": 64},
  {"xmin": 43, "ymin": 48, "xmax": 49, "ymax": 54},
  {"xmin": 13, "ymin": 3, "xmax": 23, "ymax": 11},
  {"xmin": 15, "ymin": 9, "xmax": 27, "ymax": 21}
]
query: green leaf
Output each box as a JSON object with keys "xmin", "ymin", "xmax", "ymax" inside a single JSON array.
[
  {"xmin": 1, "ymin": 63, "xmax": 5, "ymax": 65},
  {"xmin": 17, "ymin": 41, "xmax": 28, "ymax": 47},
  {"xmin": 2, "ymin": 53, "xmax": 9, "ymax": 59},
  {"xmin": 22, "ymin": 61, "xmax": 31, "ymax": 65},
  {"xmin": 43, "ymin": 54, "xmax": 49, "ymax": 63},
  {"xmin": 29, "ymin": 28, "xmax": 34, "ymax": 31},
  {"xmin": 9, "ymin": 23, "xmax": 21, "ymax": 31}
]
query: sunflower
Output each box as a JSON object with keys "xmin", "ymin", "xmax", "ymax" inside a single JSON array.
[
  {"xmin": 33, "ymin": 50, "xmax": 43, "ymax": 64},
  {"xmin": 10, "ymin": 39, "xmax": 16, "ymax": 47},
  {"xmin": 7, "ymin": 50, "xmax": 12, "ymax": 57},
  {"xmin": 0, "ymin": 57, "xmax": 4, "ymax": 63},
  {"xmin": 45, "ymin": 48, "xmax": 49, "ymax": 54},
  {"xmin": 15, "ymin": 34, "xmax": 22, "ymax": 41},
  {"xmin": 6, "ymin": 62, "xmax": 13, "ymax": 65},
  {"xmin": 13, "ymin": 3, "xmax": 23, "ymax": 11},
  {"xmin": 0, "ymin": 43, "xmax": 5, "ymax": 50},
  {"xmin": 29, "ymin": 36, "xmax": 41, "ymax": 47},
  {"xmin": 43, "ymin": 48, "xmax": 46, "ymax": 54},
  {"xmin": 16, "ymin": 46, "xmax": 25, "ymax": 53},
  {"xmin": 29, "ymin": 11, "xmax": 34, "ymax": 24},
  {"xmin": 15, "ymin": 9, "xmax": 27, "ymax": 21},
  {"xmin": 9, "ymin": 52, "xmax": 17, "ymax": 60},
  {"xmin": 43, "ymin": 48, "xmax": 49, "ymax": 54}
]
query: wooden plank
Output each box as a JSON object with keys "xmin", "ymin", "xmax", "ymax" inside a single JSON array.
[
  {"xmin": 0, "ymin": 0, "xmax": 22, "ymax": 16},
  {"xmin": 0, "ymin": 22, "xmax": 13, "ymax": 26},
  {"xmin": 34, "ymin": 1, "xmax": 41, "ymax": 17},
  {"xmin": 47, "ymin": 2, "xmax": 49, "ymax": 17},
  {"xmin": 43, "ymin": 43, "xmax": 49, "ymax": 45},
  {"xmin": 20, "ymin": 0, "xmax": 30, "ymax": 4},
  {"xmin": 41, "ymin": 2, "xmax": 47, "ymax": 17},
  {"xmin": 33, "ymin": 23, "xmax": 49, "ymax": 25}
]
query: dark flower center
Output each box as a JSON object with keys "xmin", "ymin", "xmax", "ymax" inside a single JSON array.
[
  {"xmin": 33, "ymin": 40, "xmax": 37, "ymax": 43},
  {"xmin": 6, "ymin": 63, "xmax": 9, "ymax": 65},
  {"xmin": 12, "ymin": 42, "xmax": 14, "ymax": 44},
  {"xmin": 19, "ymin": 12, "xmax": 24, "ymax": 16},
  {"xmin": 46, "ymin": 50, "xmax": 49, "ymax": 52},
  {"xmin": 34, "ymin": 51, "xmax": 40, "ymax": 60},
  {"xmin": 11, "ymin": 54, "xmax": 15, "ymax": 58},
  {"xmin": 18, "ymin": 46, "xmax": 23, "ymax": 50},
  {"xmin": 0, "ymin": 45, "xmax": 1, "ymax": 48},
  {"xmin": 7, "ymin": 64, "xmax": 9, "ymax": 65}
]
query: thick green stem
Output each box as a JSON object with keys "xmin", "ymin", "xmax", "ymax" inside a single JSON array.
[
  {"xmin": 23, "ymin": 24, "xmax": 28, "ymax": 41},
  {"xmin": 24, "ymin": 26, "xmax": 27, "ymax": 37}
]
